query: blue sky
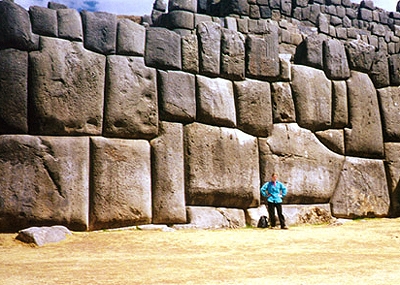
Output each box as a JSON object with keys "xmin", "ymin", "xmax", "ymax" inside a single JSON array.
[{"xmin": 13, "ymin": 0, "xmax": 400, "ymax": 15}]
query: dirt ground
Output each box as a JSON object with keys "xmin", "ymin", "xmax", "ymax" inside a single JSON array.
[{"xmin": 1, "ymin": 218, "xmax": 400, "ymax": 285}]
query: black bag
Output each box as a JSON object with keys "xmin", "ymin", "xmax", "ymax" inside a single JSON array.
[{"xmin": 257, "ymin": 215, "xmax": 269, "ymax": 228}]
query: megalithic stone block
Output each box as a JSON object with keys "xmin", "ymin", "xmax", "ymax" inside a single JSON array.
[
  {"xmin": 197, "ymin": 21, "xmax": 221, "ymax": 77},
  {"xmin": 323, "ymin": 38, "xmax": 350, "ymax": 80},
  {"xmin": 29, "ymin": 6, "xmax": 58, "ymax": 37},
  {"xmin": 57, "ymin": 8, "xmax": 83, "ymax": 41},
  {"xmin": 117, "ymin": 19, "xmax": 145, "ymax": 56},
  {"xmin": 221, "ymin": 28, "xmax": 245, "ymax": 80}
]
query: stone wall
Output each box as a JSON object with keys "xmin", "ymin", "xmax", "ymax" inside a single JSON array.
[{"xmin": 0, "ymin": 0, "xmax": 399, "ymax": 232}]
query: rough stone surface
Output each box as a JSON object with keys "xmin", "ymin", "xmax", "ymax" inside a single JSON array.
[
  {"xmin": 259, "ymin": 123, "xmax": 345, "ymax": 204},
  {"xmin": 197, "ymin": 21, "xmax": 221, "ymax": 76},
  {"xmin": 181, "ymin": 33, "xmax": 199, "ymax": 73},
  {"xmin": 150, "ymin": 122, "xmax": 186, "ymax": 224},
  {"xmin": 234, "ymin": 79, "xmax": 272, "ymax": 137},
  {"xmin": 384, "ymin": 143, "xmax": 400, "ymax": 217},
  {"xmin": 294, "ymin": 34, "xmax": 325, "ymax": 69},
  {"xmin": 331, "ymin": 80, "xmax": 348, "ymax": 129},
  {"xmin": 291, "ymin": 65, "xmax": 332, "ymax": 131},
  {"xmin": 57, "ymin": 8, "xmax": 83, "ymax": 41},
  {"xmin": 16, "ymin": 226, "xmax": 71, "ymax": 246},
  {"xmin": 29, "ymin": 6, "xmax": 58, "ymax": 37},
  {"xmin": 158, "ymin": 70, "xmax": 196, "ymax": 123},
  {"xmin": 196, "ymin": 75, "xmax": 236, "ymax": 128},
  {"xmin": 345, "ymin": 39, "xmax": 375, "ymax": 73},
  {"xmin": 389, "ymin": 54, "xmax": 400, "ymax": 86},
  {"xmin": 0, "ymin": 135, "xmax": 89, "ymax": 232},
  {"xmin": 271, "ymin": 82, "xmax": 296, "ymax": 123},
  {"xmin": 246, "ymin": 204, "xmax": 269, "ymax": 227},
  {"xmin": 104, "ymin": 56, "xmax": 158, "ymax": 139},
  {"xmin": 283, "ymin": 204, "xmax": 333, "ymax": 226},
  {"xmin": 217, "ymin": 208, "xmax": 246, "ymax": 228},
  {"xmin": 345, "ymin": 71, "xmax": 384, "ymax": 158},
  {"xmin": 369, "ymin": 51, "xmax": 390, "ymax": 89},
  {"xmin": 315, "ymin": 129, "xmax": 345, "ymax": 155},
  {"xmin": 221, "ymin": 28, "xmax": 245, "ymax": 80},
  {"xmin": 186, "ymin": 206, "xmax": 230, "ymax": 229},
  {"xmin": 29, "ymin": 37, "xmax": 105, "ymax": 135},
  {"xmin": 184, "ymin": 123, "xmax": 260, "ymax": 208},
  {"xmin": 117, "ymin": 19, "xmax": 145, "ymax": 56},
  {"xmin": 330, "ymin": 157, "xmax": 390, "ymax": 219},
  {"xmin": 377, "ymin": 87, "xmax": 400, "ymax": 141},
  {"xmin": 323, "ymin": 38, "xmax": 350, "ymax": 80},
  {"xmin": 90, "ymin": 137, "xmax": 151, "ymax": 230},
  {"xmin": 0, "ymin": 49, "xmax": 28, "ymax": 134}
]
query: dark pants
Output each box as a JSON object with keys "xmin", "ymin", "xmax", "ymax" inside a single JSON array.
[{"xmin": 267, "ymin": 202, "xmax": 286, "ymax": 228}]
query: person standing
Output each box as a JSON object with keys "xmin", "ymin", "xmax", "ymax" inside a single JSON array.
[{"xmin": 260, "ymin": 172, "xmax": 289, "ymax": 229}]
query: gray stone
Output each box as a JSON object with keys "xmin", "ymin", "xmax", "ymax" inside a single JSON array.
[
  {"xmin": 145, "ymin": 27, "xmax": 182, "ymax": 70},
  {"xmin": 48, "ymin": 2, "xmax": 68, "ymax": 9},
  {"xmin": 246, "ymin": 204, "xmax": 269, "ymax": 227},
  {"xmin": 323, "ymin": 38, "xmax": 350, "ymax": 80},
  {"xmin": 168, "ymin": 0, "xmax": 197, "ymax": 12},
  {"xmin": 234, "ymin": 79, "xmax": 272, "ymax": 137},
  {"xmin": 315, "ymin": 129, "xmax": 345, "ymax": 155},
  {"xmin": 345, "ymin": 71, "xmax": 384, "ymax": 158},
  {"xmin": 16, "ymin": 226, "xmax": 71, "ymax": 246},
  {"xmin": 117, "ymin": 19, "xmax": 145, "ymax": 56},
  {"xmin": 197, "ymin": 21, "xmax": 221, "ymax": 76},
  {"xmin": 318, "ymin": 13, "xmax": 329, "ymax": 34},
  {"xmin": 57, "ymin": 8, "xmax": 83, "ymax": 41},
  {"xmin": 221, "ymin": 28, "xmax": 245, "ymax": 80},
  {"xmin": 153, "ymin": 0, "xmax": 167, "ymax": 12},
  {"xmin": 384, "ymin": 143, "xmax": 400, "ymax": 217},
  {"xmin": 331, "ymin": 80, "xmax": 348, "ymax": 129},
  {"xmin": 104, "ymin": 56, "xmax": 158, "ymax": 139},
  {"xmin": 29, "ymin": 6, "xmax": 58, "ymax": 37},
  {"xmin": 345, "ymin": 39, "xmax": 375, "ymax": 73},
  {"xmin": 389, "ymin": 54, "xmax": 400, "ymax": 86},
  {"xmin": 0, "ymin": 49, "xmax": 28, "ymax": 134},
  {"xmin": 186, "ymin": 206, "xmax": 230, "ymax": 229},
  {"xmin": 291, "ymin": 65, "xmax": 332, "ymax": 131},
  {"xmin": 158, "ymin": 70, "xmax": 196, "ymax": 123},
  {"xmin": 369, "ymin": 51, "xmax": 390, "ymax": 89},
  {"xmin": 81, "ymin": 11, "xmax": 117, "ymax": 54},
  {"xmin": 283, "ymin": 204, "xmax": 333, "ymax": 226},
  {"xmin": 294, "ymin": 34, "xmax": 325, "ymax": 69},
  {"xmin": 196, "ymin": 75, "xmax": 236, "ymax": 128},
  {"xmin": 150, "ymin": 122, "xmax": 186, "ymax": 224},
  {"xmin": 271, "ymin": 82, "xmax": 296, "ymax": 123},
  {"xmin": 0, "ymin": 0, "xmax": 39, "ymax": 51},
  {"xmin": 181, "ymin": 33, "xmax": 199, "ymax": 73},
  {"xmin": 377, "ymin": 87, "xmax": 400, "ymax": 141},
  {"xmin": 184, "ymin": 123, "xmax": 260, "ymax": 208},
  {"xmin": 166, "ymin": 10, "xmax": 194, "ymax": 30},
  {"xmin": 220, "ymin": 0, "xmax": 250, "ymax": 17},
  {"xmin": 217, "ymin": 208, "xmax": 246, "ymax": 228},
  {"xmin": 29, "ymin": 37, "xmax": 105, "ymax": 135},
  {"xmin": 259, "ymin": 123, "xmax": 345, "ymax": 204},
  {"xmin": 330, "ymin": 157, "xmax": 390, "ymax": 218},
  {"xmin": 0, "ymin": 135, "xmax": 89, "ymax": 232},
  {"xmin": 90, "ymin": 137, "xmax": 151, "ymax": 230},
  {"xmin": 278, "ymin": 53, "xmax": 292, "ymax": 81}
]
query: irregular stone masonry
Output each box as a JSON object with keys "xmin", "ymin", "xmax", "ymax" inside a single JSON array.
[{"xmin": 0, "ymin": 0, "xmax": 398, "ymax": 232}]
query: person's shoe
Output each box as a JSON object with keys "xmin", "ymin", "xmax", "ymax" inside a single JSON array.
[{"xmin": 281, "ymin": 226, "xmax": 289, "ymax": 230}]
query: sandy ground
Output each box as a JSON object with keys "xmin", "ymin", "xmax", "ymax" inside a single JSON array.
[{"xmin": 1, "ymin": 218, "xmax": 400, "ymax": 285}]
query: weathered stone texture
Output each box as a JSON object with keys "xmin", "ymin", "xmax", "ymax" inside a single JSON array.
[
  {"xmin": 221, "ymin": 28, "xmax": 245, "ymax": 80},
  {"xmin": 377, "ymin": 87, "xmax": 400, "ymax": 141},
  {"xmin": 117, "ymin": 19, "xmax": 145, "ymax": 56},
  {"xmin": 0, "ymin": 49, "xmax": 28, "ymax": 134},
  {"xmin": 345, "ymin": 71, "xmax": 384, "ymax": 158},
  {"xmin": 16, "ymin": 226, "xmax": 71, "ymax": 246},
  {"xmin": 186, "ymin": 206, "xmax": 246, "ymax": 229},
  {"xmin": 315, "ymin": 129, "xmax": 345, "ymax": 155},
  {"xmin": 271, "ymin": 82, "xmax": 296, "ymax": 123},
  {"xmin": 234, "ymin": 79, "xmax": 272, "ymax": 137},
  {"xmin": 384, "ymin": 143, "xmax": 400, "ymax": 217},
  {"xmin": 389, "ymin": 54, "xmax": 400, "ymax": 86},
  {"xmin": 151, "ymin": 122, "xmax": 186, "ymax": 224},
  {"xmin": 323, "ymin": 38, "xmax": 350, "ymax": 80},
  {"xmin": 291, "ymin": 65, "xmax": 332, "ymax": 131},
  {"xmin": 196, "ymin": 75, "xmax": 236, "ymax": 128},
  {"xmin": 181, "ymin": 33, "xmax": 199, "ymax": 73},
  {"xmin": 57, "ymin": 8, "xmax": 83, "ymax": 41},
  {"xmin": 294, "ymin": 34, "xmax": 325, "ymax": 69},
  {"xmin": 158, "ymin": 70, "xmax": 196, "ymax": 123},
  {"xmin": 29, "ymin": 6, "xmax": 58, "ymax": 37},
  {"xmin": 90, "ymin": 137, "xmax": 151, "ymax": 230},
  {"xmin": 197, "ymin": 21, "xmax": 221, "ymax": 76},
  {"xmin": 345, "ymin": 39, "xmax": 375, "ymax": 73},
  {"xmin": 0, "ymin": 136, "xmax": 89, "ymax": 232},
  {"xmin": 330, "ymin": 157, "xmax": 390, "ymax": 218},
  {"xmin": 331, "ymin": 80, "xmax": 348, "ymax": 129},
  {"xmin": 259, "ymin": 123, "xmax": 345, "ymax": 204},
  {"xmin": 369, "ymin": 51, "xmax": 390, "ymax": 89},
  {"xmin": 29, "ymin": 37, "xmax": 105, "ymax": 135},
  {"xmin": 104, "ymin": 56, "xmax": 158, "ymax": 139},
  {"xmin": 184, "ymin": 123, "xmax": 260, "ymax": 208},
  {"xmin": 283, "ymin": 204, "xmax": 333, "ymax": 226}
]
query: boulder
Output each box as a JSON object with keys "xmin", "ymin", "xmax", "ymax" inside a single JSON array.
[
  {"xmin": 186, "ymin": 206, "xmax": 230, "ymax": 229},
  {"xmin": 16, "ymin": 226, "xmax": 71, "ymax": 246},
  {"xmin": 323, "ymin": 38, "xmax": 350, "ymax": 80},
  {"xmin": 331, "ymin": 80, "xmax": 348, "ymax": 129},
  {"xmin": 221, "ymin": 28, "xmax": 245, "ymax": 80},
  {"xmin": 158, "ymin": 70, "xmax": 196, "ymax": 123},
  {"xmin": 217, "ymin": 208, "xmax": 246, "ymax": 228},
  {"xmin": 184, "ymin": 123, "xmax": 260, "ymax": 208},
  {"xmin": 168, "ymin": 0, "xmax": 197, "ymax": 12},
  {"xmin": 0, "ymin": 49, "xmax": 28, "ymax": 134},
  {"xmin": 271, "ymin": 82, "xmax": 296, "ymax": 123},
  {"xmin": 369, "ymin": 51, "xmax": 390, "ymax": 89},
  {"xmin": 345, "ymin": 71, "xmax": 384, "ymax": 158},
  {"xmin": 259, "ymin": 123, "xmax": 345, "ymax": 204},
  {"xmin": 344, "ymin": 39, "xmax": 375, "ymax": 73},
  {"xmin": 330, "ymin": 157, "xmax": 390, "ymax": 218},
  {"xmin": 377, "ymin": 87, "xmax": 400, "ymax": 141},
  {"xmin": 291, "ymin": 65, "xmax": 332, "ymax": 131},
  {"xmin": 196, "ymin": 75, "xmax": 236, "ymax": 128},
  {"xmin": 384, "ymin": 143, "xmax": 400, "ymax": 217},
  {"xmin": 181, "ymin": 33, "xmax": 199, "ymax": 73},
  {"xmin": 283, "ymin": 204, "xmax": 333, "ymax": 226},
  {"xmin": 90, "ymin": 137, "xmax": 151, "ymax": 230},
  {"xmin": 29, "ymin": 37, "xmax": 105, "ymax": 135},
  {"xmin": 246, "ymin": 204, "xmax": 269, "ymax": 227},
  {"xmin": 29, "ymin": 6, "xmax": 58, "ymax": 37},
  {"xmin": 234, "ymin": 79, "xmax": 272, "ymax": 137},
  {"xmin": 165, "ymin": 10, "xmax": 194, "ymax": 30},
  {"xmin": 57, "ymin": 8, "xmax": 83, "ymax": 41},
  {"xmin": 81, "ymin": 11, "xmax": 117, "ymax": 54},
  {"xmin": 103, "ymin": 56, "xmax": 158, "ymax": 139},
  {"xmin": 294, "ymin": 34, "xmax": 325, "ymax": 69},
  {"xmin": 150, "ymin": 122, "xmax": 186, "ymax": 224},
  {"xmin": 197, "ymin": 21, "xmax": 221, "ymax": 76},
  {"xmin": 0, "ymin": 135, "xmax": 89, "ymax": 232},
  {"xmin": 116, "ymin": 19, "xmax": 145, "ymax": 56}
]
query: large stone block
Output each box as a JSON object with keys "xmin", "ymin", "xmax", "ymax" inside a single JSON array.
[
  {"xmin": 0, "ymin": 0, "xmax": 38, "ymax": 51},
  {"xmin": 345, "ymin": 39, "xmax": 375, "ymax": 73},
  {"xmin": 151, "ymin": 122, "xmax": 186, "ymax": 224},
  {"xmin": 81, "ymin": 11, "xmax": 117, "ymax": 54},
  {"xmin": 29, "ymin": 37, "xmax": 106, "ymax": 135},
  {"xmin": 345, "ymin": 71, "xmax": 384, "ymax": 158},
  {"xmin": 369, "ymin": 51, "xmax": 390, "ymax": 89},
  {"xmin": 283, "ymin": 204, "xmax": 332, "ymax": 226},
  {"xmin": 196, "ymin": 75, "xmax": 236, "ymax": 128},
  {"xmin": 259, "ymin": 123, "xmax": 345, "ymax": 204},
  {"xmin": 29, "ymin": 6, "xmax": 58, "ymax": 37},
  {"xmin": 169, "ymin": 0, "xmax": 197, "ymax": 12},
  {"xmin": 90, "ymin": 137, "xmax": 151, "ymax": 230},
  {"xmin": 294, "ymin": 34, "xmax": 325, "ymax": 69},
  {"xmin": 184, "ymin": 123, "xmax": 260, "ymax": 208},
  {"xmin": 315, "ymin": 129, "xmax": 345, "ymax": 155},
  {"xmin": 116, "ymin": 19, "xmax": 145, "ymax": 56},
  {"xmin": 291, "ymin": 65, "xmax": 332, "ymax": 131},
  {"xmin": 219, "ymin": 0, "xmax": 250, "ymax": 16},
  {"xmin": 389, "ymin": 54, "xmax": 400, "ymax": 86},
  {"xmin": 145, "ymin": 27, "xmax": 182, "ymax": 70},
  {"xmin": 158, "ymin": 70, "xmax": 196, "ymax": 123},
  {"xmin": 0, "ymin": 135, "xmax": 89, "ymax": 232},
  {"xmin": 185, "ymin": 206, "xmax": 246, "ymax": 229},
  {"xmin": 384, "ymin": 143, "xmax": 400, "ymax": 217},
  {"xmin": 221, "ymin": 28, "xmax": 245, "ymax": 80},
  {"xmin": 234, "ymin": 79, "xmax": 272, "ymax": 137},
  {"xmin": 197, "ymin": 21, "xmax": 221, "ymax": 76},
  {"xmin": 330, "ymin": 157, "xmax": 390, "ymax": 218},
  {"xmin": 57, "ymin": 8, "xmax": 83, "ymax": 41},
  {"xmin": 271, "ymin": 82, "xmax": 296, "ymax": 123},
  {"xmin": 377, "ymin": 87, "xmax": 400, "ymax": 141},
  {"xmin": 0, "ymin": 49, "xmax": 28, "ymax": 134},
  {"xmin": 331, "ymin": 80, "xmax": 348, "ymax": 128},
  {"xmin": 323, "ymin": 38, "xmax": 350, "ymax": 80},
  {"xmin": 181, "ymin": 33, "xmax": 199, "ymax": 73},
  {"xmin": 104, "ymin": 56, "xmax": 158, "ymax": 139}
]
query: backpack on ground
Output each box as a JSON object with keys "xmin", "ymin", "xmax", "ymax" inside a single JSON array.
[{"xmin": 257, "ymin": 215, "xmax": 269, "ymax": 228}]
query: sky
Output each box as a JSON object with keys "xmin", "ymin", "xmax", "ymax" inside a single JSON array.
[{"xmin": 12, "ymin": 0, "xmax": 400, "ymax": 15}]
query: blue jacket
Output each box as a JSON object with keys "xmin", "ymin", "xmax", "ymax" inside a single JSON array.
[{"xmin": 260, "ymin": 181, "xmax": 287, "ymax": 204}]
